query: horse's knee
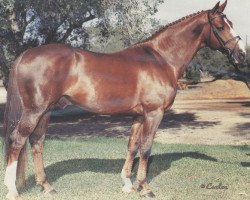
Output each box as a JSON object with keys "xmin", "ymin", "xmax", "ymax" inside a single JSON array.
[
  {"xmin": 17, "ymin": 111, "xmax": 45, "ymax": 136},
  {"xmin": 29, "ymin": 135, "xmax": 45, "ymax": 153},
  {"xmin": 9, "ymin": 130, "xmax": 27, "ymax": 151},
  {"xmin": 128, "ymin": 145, "xmax": 138, "ymax": 157},
  {"xmin": 128, "ymin": 137, "xmax": 140, "ymax": 155},
  {"xmin": 17, "ymin": 119, "xmax": 37, "ymax": 135},
  {"xmin": 31, "ymin": 142, "xmax": 44, "ymax": 155}
]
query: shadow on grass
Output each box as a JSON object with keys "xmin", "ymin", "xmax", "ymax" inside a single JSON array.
[
  {"xmin": 24, "ymin": 151, "xmax": 217, "ymax": 190},
  {"xmin": 232, "ymin": 145, "xmax": 250, "ymax": 152},
  {"xmin": 241, "ymin": 162, "xmax": 250, "ymax": 167},
  {"xmin": 45, "ymin": 107, "xmax": 220, "ymax": 138},
  {"xmin": 0, "ymin": 104, "xmax": 220, "ymax": 138}
]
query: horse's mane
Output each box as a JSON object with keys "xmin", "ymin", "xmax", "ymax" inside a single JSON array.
[{"xmin": 141, "ymin": 10, "xmax": 206, "ymax": 43}]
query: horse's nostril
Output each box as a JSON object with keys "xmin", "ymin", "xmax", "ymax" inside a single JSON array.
[{"xmin": 240, "ymin": 51, "xmax": 246, "ymax": 61}]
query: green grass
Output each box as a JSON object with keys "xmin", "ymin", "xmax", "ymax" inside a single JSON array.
[{"xmin": 0, "ymin": 137, "xmax": 249, "ymax": 200}]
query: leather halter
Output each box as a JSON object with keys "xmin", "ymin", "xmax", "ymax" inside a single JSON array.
[{"xmin": 207, "ymin": 11, "xmax": 241, "ymax": 62}]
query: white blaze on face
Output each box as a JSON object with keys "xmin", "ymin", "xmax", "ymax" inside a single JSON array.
[
  {"xmin": 225, "ymin": 18, "xmax": 246, "ymax": 54},
  {"xmin": 4, "ymin": 161, "xmax": 18, "ymax": 194}
]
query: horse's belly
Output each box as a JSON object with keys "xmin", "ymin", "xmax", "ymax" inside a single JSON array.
[
  {"xmin": 76, "ymin": 97, "xmax": 140, "ymax": 114},
  {"xmin": 67, "ymin": 87, "xmax": 140, "ymax": 114}
]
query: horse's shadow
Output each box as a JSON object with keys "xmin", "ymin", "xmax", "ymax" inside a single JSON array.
[{"xmin": 24, "ymin": 151, "xmax": 217, "ymax": 190}]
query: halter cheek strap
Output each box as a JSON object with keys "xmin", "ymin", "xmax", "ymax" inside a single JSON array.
[{"xmin": 207, "ymin": 11, "xmax": 242, "ymax": 61}]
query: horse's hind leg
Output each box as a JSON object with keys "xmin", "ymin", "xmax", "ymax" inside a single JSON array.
[
  {"xmin": 121, "ymin": 116, "xmax": 143, "ymax": 193},
  {"xmin": 29, "ymin": 112, "xmax": 56, "ymax": 196},
  {"xmin": 4, "ymin": 110, "xmax": 45, "ymax": 200}
]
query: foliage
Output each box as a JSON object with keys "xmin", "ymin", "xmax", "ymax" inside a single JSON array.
[
  {"xmin": 1, "ymin": 0, "xmax": 248, "ymax": 87},
  {"xmin": 186, "ymin": 46, "xmax": 250, "ymax": 83},
  {"xmin": 0, "ymin": 0, "xmax": 163, "ymax": 86},
  {"xmin": 98, "ymin": 0, "xmax": 163, "ymax": 47},
  {"xmin": 238, "ymin": 46, "xmax": 250, "ymax": 72},
  {"xmin": 0, "ymin": 0, "xmax": 100, "ymax": 84}
]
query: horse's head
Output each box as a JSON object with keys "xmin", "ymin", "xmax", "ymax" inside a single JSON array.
[{"xmin": 206, "ymin": 0, "xmax": 246, "ymax": 64}]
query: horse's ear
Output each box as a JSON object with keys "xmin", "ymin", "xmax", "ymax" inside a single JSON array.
[
  {"xmin": 218, "ymin": 0, "xmax": 227, "ymax": 13},
  {"xmin": 211, "ymin": 1, "xmax": 220, "ymax": 14}
]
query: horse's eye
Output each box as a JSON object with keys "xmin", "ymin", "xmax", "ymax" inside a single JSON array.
[{"xmin": 217, "ymin": 27, "xmax": 224, "ymax": 31}]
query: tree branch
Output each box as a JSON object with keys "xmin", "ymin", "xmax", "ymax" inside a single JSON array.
[{"xmin": 57, "ymin": 13, "xmax": 96, "ymax": 43}]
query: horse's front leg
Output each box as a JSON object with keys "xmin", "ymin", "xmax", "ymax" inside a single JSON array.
[
  {"xmin": 137, "ymin": 108, "xmax": 164, "ymax": 198},
  {"xmin": 121, "ymin": 116, "xmax": 143, "ymax": 193}
]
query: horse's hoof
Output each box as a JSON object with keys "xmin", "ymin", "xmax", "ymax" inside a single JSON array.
[
  {"xmin": 140, "ymin": 191, "xmax": 156, "ymax": 198},
  {"xmin": 6, "ymin": 192, "xmax": 20, "ymax": 200},
  {"xmin": 43, "ymin": 188, "xmax": 57, "ymax": 196},
  {"xmin": 122, "ymin": 185, "xmax": 135, "ymax": 193}
]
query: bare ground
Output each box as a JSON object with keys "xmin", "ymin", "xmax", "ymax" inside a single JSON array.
[
  {"xmin": 0, "ymin": 80, "xmax": 249, "ymax": 145},
  {"xmin": 155, "ymin": 99, "xmax": 250, "ymax": 145}
]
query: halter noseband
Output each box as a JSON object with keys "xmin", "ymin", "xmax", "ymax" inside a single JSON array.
[{"xmin": 207, "ymin": 11, "xmax": 241, "ymax": 62}]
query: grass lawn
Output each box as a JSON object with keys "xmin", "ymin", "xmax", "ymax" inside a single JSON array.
[{"xmin": 0, "ymin": 137, "xmax": 249, "ymax": 200}]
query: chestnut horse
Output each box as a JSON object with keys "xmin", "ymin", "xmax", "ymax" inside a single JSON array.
[{"xmin": 3, "ymin": 1, "xmax": 246, "ymax": 199}]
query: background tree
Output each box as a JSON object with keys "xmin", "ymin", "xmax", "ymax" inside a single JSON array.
[
  {"xmin": 186, "ymin": 46, "xmax": 250, "ymax": 86},
  {"xmin": 1, "ymin": 0, "xmax": 249, "ymax": 89},
  {"xmin": 0, "ymin": 0, "xmax": 100, "ymax": 86},
  {"xmin": 97, "ymin": 0, "xmax": 163, "ymax": 48},
  {"xmin": 0, "ymin": 0, "xmax": 163, "ymax": 88}
]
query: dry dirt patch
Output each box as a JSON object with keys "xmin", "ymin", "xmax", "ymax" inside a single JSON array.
[
  {"xmin": 156, "ymin": 80, "xmax": 250, "ymax": 145},
  {"xmin": 176, "ymin": 79, "xmax": 250, "ymax": 100},
  {"xmin": 155, "ymin": 100, "xmax": 250, "ymax": 145}
]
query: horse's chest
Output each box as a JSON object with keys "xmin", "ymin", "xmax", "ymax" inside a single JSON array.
[{"xmin": 141, "ymin": 83, "xmax": 176, "ymax": 109}]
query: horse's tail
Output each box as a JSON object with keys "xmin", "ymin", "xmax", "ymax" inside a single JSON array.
[{"xmin": 3, "ymin": 56, "xmax": 27, "ymax": 187}]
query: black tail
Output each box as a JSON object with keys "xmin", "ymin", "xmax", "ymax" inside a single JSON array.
[{"xmin": 3, "ymin": 60, "xmax": 27, "ymax": 187}]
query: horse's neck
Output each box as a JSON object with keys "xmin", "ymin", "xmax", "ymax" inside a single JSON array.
[{"xmin": 148, "ymin": 12, "xmax": 207, "ymax": 79}]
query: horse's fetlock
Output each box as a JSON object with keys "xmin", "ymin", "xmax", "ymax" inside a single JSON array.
[
  {"xmin": 137, "ymin": 177, "xmax": 147, "ymax": 186},
  {"xmin": 36, "ymin": 178, "xmax": 46, "ymax": 187}
]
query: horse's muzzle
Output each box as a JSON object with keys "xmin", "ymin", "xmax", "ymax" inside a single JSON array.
[
  {"xmin": 231, "ymin": 49, "xmax": 246, "ymax": 64},
  {"xmin": 238, "ymin": 50, "xmax": 246, "ymax": 63}
]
